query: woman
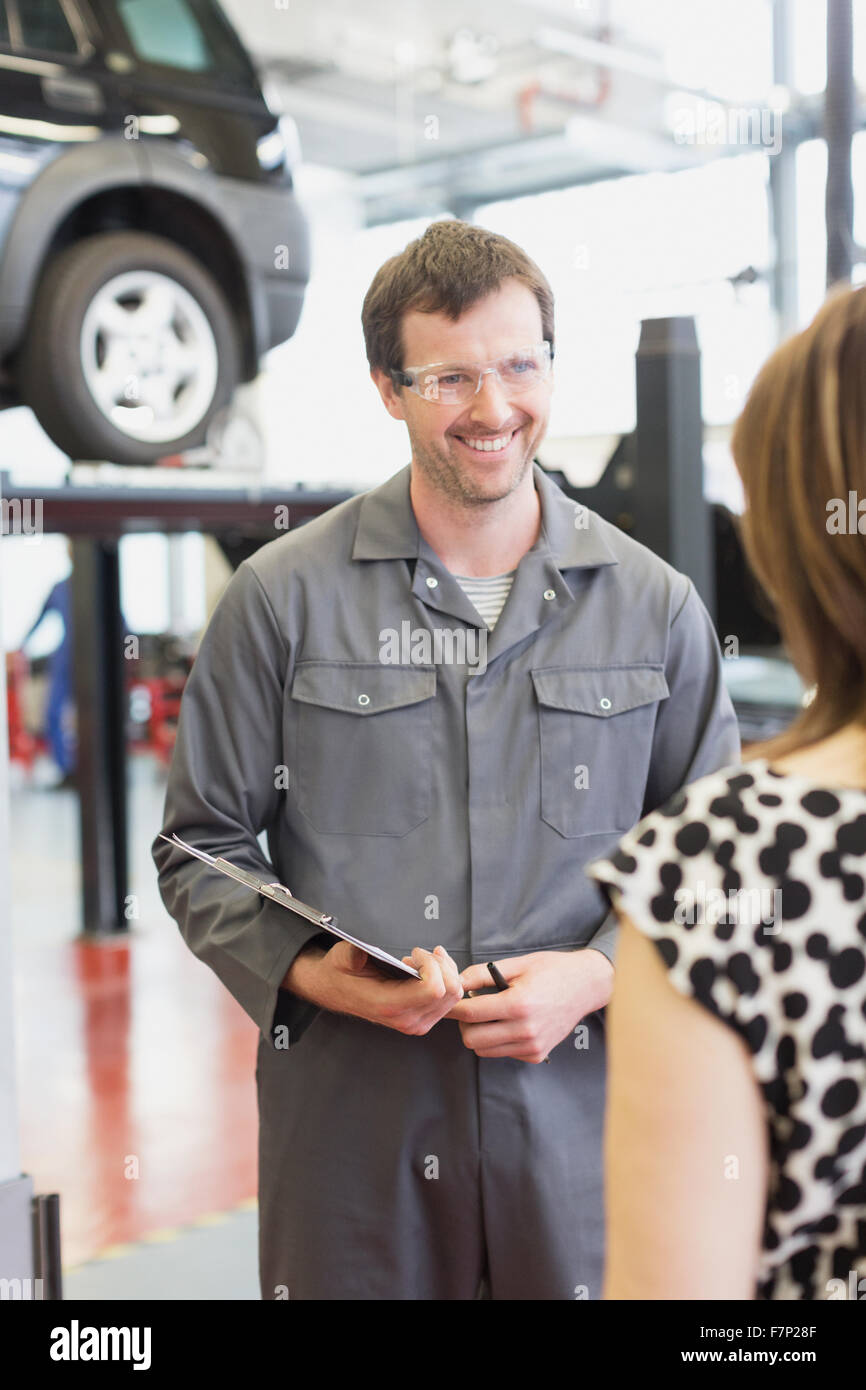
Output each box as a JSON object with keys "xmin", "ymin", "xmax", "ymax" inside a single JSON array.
[{"xmin": 586, "ymin": 283, "xmax": 866, "ymax": 1300}]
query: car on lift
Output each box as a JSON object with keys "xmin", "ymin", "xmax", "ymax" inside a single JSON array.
[{"xmin": 0, "ymin": 0, "xmax": 309, "ymax": 465}]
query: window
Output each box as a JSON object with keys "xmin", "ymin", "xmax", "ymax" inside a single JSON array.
[
  {"xmin": 117, "ymin": 0, "xmax": 209, "ymax": 71},
  {"xmin": 15, "ymin": 0, "xmax": 78, "ymax": 55},
  {"xmin": 116, "ymin": 0, "xmax": 253, "ymax": 81}
]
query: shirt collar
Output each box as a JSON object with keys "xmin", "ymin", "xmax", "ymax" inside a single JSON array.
[{"xmin": 352, "ymin": 461, "xmax": 620, "ymax": 572}]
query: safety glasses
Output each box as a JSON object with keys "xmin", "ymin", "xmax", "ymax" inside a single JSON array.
[{"xmin": 390, "ymin": 341, "xmax": 553, "ymax": 404}]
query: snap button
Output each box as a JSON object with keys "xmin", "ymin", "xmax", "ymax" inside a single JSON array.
[
  {"xmin": 357, "ymin": 693, "xmax": 370, "ymax": 706},
  {"xmin": 543, "ymin": 588, "xmax": 556, "ymax": 601},
  {"xmin": 599, "ymin": 697, "xmax": 612, "ymax": 710},
  {"xmin": 426, "ymin": 576, "xmax": 438, "ymax": 588}
]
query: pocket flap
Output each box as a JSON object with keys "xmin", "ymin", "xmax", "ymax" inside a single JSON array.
[
  {"xmin": 291, "ymin": 660, "xmax": 436, "ymax": 715},
  {"xmin": 531, "ymin": 665, "xmax": 669, "ymax": 717}
]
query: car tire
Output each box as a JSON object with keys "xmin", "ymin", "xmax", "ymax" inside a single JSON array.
[{"xmin": 17, "ymin": 230, "xmax": 241, "ymax": 465}]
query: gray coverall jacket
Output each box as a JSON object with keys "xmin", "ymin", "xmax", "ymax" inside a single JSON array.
[{"xmin": 151, "ymin": 461, "xmax": 741, "ymax": 1300}]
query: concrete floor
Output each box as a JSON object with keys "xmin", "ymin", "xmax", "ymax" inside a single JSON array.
[
  {"xmin": 62, "ymin": 1204, "xmax": 260, "ymax": 1301},
  {"xmin": 10, "ymin": 749, "xmax": 263, "ymax": 1298}
]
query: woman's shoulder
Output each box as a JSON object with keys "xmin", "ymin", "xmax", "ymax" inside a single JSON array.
[
  {"xmin": 585, "ymin": 753, "xmax": 866, "ymax": 960},
  {"xmin": 583, "ymin": 760, "xmax": 797, "ymax": 1037},
  {"xmin": 583, "ymin": 756, "xmax": 828, "ymax": 949},
  {"xmin": 622, "ymin": 755, "xmax": 866, "ymax": 855},
  {"xmin": 597, "ymin": 758, "xmax": 780, "ymax": 867}
]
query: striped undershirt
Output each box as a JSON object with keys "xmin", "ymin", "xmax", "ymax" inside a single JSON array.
[{"xmin": 452, "ymin": 571, "xmax": 516, "ymax": 630}]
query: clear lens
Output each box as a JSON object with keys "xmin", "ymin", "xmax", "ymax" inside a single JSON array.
[
  {"xmin": 419, "ymin": 369, "xmax": 473, "ymax": 402},
  {"xmin": 412, "ymin": 344, "xmax": 550, "ymax": 403}
]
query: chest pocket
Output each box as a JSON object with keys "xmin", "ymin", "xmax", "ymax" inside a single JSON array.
[
  {"xmin": 531, "ymin": 665, "xmax": 669, "ymax": 839},
  {"xmin": 290, "ymin": 660, "xmax": 436, "ymax": 835}
]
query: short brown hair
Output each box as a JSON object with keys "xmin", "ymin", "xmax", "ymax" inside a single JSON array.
[
  {"xmin": 731, "ymin": 282, "xmax": 866, "ymax": 760},
  {"xmin": 361, "ymin": 218, "xmax": 554, "ymax": 377}
]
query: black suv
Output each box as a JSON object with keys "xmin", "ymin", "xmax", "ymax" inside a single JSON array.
[{"xmin": 0, "ymin": 0, "xmax": 310, "ymax": 464}]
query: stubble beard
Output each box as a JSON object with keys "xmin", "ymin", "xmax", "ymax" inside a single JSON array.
[{"xmin": 410, "ymin": 424, "xmax": 539, "ymax": 510}]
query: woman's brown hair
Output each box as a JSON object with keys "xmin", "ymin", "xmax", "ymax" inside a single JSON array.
[
  {"xmin": 731, "ymin": 282, "xmax": 866, "ymax": 761},
  {"xmin": 361, "ymin": 217, "xmax": 555, "ymax": 376}
]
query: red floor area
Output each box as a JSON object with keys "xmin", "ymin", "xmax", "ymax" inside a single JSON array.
[{"xmin": 14, "ymin": 920, "xmax": 260, "ymax": 1268}]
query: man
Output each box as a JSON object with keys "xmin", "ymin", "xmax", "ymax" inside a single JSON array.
[{"xmin": 152, "ymin": 218, "xmax": 740, "ymax": 1300}]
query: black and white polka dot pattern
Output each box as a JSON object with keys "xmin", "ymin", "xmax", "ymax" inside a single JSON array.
[{"xmin": 586, "ymin": 758, "xmax": 866, "ymax": 1300}]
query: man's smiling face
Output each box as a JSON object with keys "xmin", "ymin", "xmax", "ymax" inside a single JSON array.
[{"xmin": 373, "ymin": 277, "xmax": 554, "ymax": 508}]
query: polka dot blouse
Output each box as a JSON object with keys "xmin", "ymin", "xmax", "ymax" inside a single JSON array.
[{"xmin": 585, "ymin": 757, "xmax": 866, "ymax": 1301}]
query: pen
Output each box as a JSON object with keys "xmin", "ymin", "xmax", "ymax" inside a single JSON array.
[
  {"xmin": 486, "ymin": 961, "xmax": 509, "ymax": 991},
  {"xmin": 465, "ymin": 960, "xmax": 551, "ymax": 1063}
]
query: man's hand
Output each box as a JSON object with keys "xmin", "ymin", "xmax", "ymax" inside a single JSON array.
[
  {"xmin": 446, "ymin": 949, "xmax": 614, "ymax": 1063},
  {"xmin": 283, "ymin": 940, "xmax": 464, "ymax": 1036}
]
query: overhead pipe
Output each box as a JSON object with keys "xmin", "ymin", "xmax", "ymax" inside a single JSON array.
[{"xmin": 519, "ymin": 3, "xmax": 612, "ymax": 132}]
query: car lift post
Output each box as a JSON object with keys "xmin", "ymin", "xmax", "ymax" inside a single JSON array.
[
  {"xmin": 71, "ymin": 537, "xmax": 129, "ymax": 935},
  {"xmin": 635, "ymin": 315, "xmax": 716, "ymax": 621},
  {"xmin": 1, "ymin": 475, "xmax": 351, "ymax": 939}
]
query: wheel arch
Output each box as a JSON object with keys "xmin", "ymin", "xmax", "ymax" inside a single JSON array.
[{"xmin": 1, "ymin": 141, "xmax": 257, "ymax": 380}]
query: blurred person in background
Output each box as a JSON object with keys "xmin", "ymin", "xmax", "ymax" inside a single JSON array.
[
  {"xmin": 587, "ymin": 283, "xmax": 866, "ymax": 1300},
  {"xmin": 21, "ymin": 549, "xmax": 75, "ymax": 789}
]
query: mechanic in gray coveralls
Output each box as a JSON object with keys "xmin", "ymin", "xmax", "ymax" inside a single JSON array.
[{"xmin": 152, "ymin": 219, "xmax": 740, "ymax": 1300}]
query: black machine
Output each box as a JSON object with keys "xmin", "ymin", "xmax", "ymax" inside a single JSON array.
[{"xmin": 541, "ymin": 316, "xmax": 794, "ymax": 747}]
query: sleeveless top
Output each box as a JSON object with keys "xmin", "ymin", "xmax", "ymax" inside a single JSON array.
[{"xmin": 585, "ymin": 757, "xmax": 866, "ymax": 1300}]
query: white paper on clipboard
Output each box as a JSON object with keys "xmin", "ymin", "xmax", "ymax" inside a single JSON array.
[{"xmin": 159, "ymin": 832, "xmax": 422, "ymax": 980}]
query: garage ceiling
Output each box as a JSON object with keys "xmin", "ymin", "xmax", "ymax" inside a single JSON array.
[{"xmin": 220, "ymin": 0, "xmax": 808, "ymax": 224}]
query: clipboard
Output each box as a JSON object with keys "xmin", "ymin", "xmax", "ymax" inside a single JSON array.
[{"xmin": 158, "ymin": 832, "xmax": 422, "ymax": 981}]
